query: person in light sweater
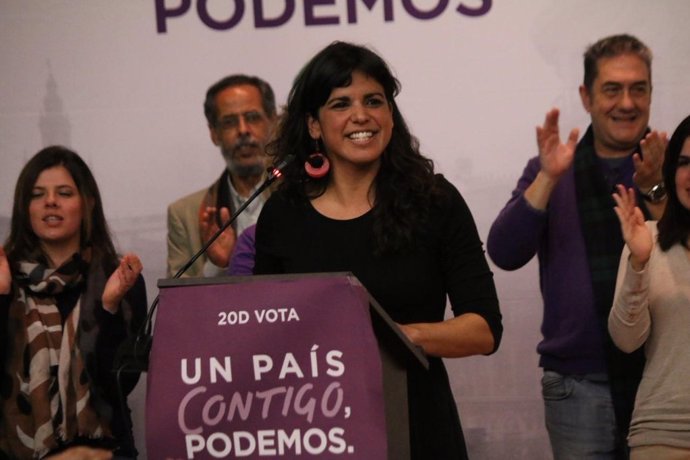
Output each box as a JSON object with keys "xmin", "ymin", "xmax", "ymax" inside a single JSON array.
[{"xmin": 609, "ymin": 114, "xmax": 690, "ymax": 460}]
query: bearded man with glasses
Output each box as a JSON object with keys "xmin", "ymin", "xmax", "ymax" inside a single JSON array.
[{"xmin": 167, "ymin": 75, "xmax": 277, "ymax": 278}]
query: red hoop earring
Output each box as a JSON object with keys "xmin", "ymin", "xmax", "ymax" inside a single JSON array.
[{"xmin": 304, "ymin": 139, "xmax": 330, "ymax": 179}]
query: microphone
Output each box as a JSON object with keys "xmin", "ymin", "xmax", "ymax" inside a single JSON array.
[
  {"xmin": 115, "ymin": 155, "xmax": 295, "ymax": 373},
  {"xmin": 267, "ymin": 155, "xmax": 293, "ymax": 182}
]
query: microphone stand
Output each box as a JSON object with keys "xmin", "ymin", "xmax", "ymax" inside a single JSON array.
[
  {"xmin": 118, "ymin": 155, "xmax": 294, "ymax": 373},
  {"xmin": 112, "ymin": 156, "xmax": 293, "ymax": 456}
]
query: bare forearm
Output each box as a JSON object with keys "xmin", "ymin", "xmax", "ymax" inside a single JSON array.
[{"xmin": 399, "ymin": 313, "xmax": 495, "ymax": 358}]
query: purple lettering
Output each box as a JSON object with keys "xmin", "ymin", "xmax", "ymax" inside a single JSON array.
[
  {"xmin": 197, "ymin": 0, "xmax": 245, "ymax": 30},
  {"xmin": 254, "ymin": 0, "xmax": 295, "ymax": 28},
  {"xmin": 402, "ymin": 0, "xmax": 448, "ymax": 20},
  {"xmin": 457, "ymin": 0, "xmax": 491, "ymax": 16},
  {"xmin": 304, "ymin": 0, "xmax": 339, "ymax": 26},
  {"xmin": 155, "ymin": 0, "xmax": 493, "ymax": 33},
  {"xmin": 346, "ymin": 0, "xmax": 394, "ymax": 23},
  {"xmin": 155, "ymin": 0, "xmax": 192, "ymax": 33}
]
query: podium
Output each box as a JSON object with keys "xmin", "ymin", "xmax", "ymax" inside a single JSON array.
[{"xmin": 147, "ymin": 273, "xmax": 428, "ymax": 460}]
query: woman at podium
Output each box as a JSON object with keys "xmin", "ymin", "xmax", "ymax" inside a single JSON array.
[
  {"xmin": 0, "ymin": 146, "xmax": 146, "ymax": 459},
  {"xmin": 254, "ymin": 41, "xmax": 503, "ymax": 459}
]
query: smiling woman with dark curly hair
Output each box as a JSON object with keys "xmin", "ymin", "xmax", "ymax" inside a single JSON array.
[{"xmin": 254, "ymin": 41, "xmax": 503, "ymax": 460}]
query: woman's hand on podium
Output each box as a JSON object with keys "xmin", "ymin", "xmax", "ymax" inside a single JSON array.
[{"xmin": 397, "ymin": 313, "xmax": 495, "ymax": 358}]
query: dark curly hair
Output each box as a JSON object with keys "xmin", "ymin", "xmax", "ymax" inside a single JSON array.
[
  {"xmin": 267, "ymin": 41, "xmax": 439, "ymax": 254},
  {"xmin": 658, "ymin": 114, "xmax": 690, "ymax": 251}
]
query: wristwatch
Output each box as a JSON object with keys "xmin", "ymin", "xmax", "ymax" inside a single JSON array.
[{"xmin": 640, "ymin": 182, "xmax": 667, "ymax": 203}]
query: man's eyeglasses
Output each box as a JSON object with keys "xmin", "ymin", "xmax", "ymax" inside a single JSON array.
[{"xmin": 216, "ymin": 111, "xmax": 265, "ymax": 131}]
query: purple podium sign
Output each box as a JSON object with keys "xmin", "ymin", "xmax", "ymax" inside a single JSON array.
[{"xmin": 147, "ymin": 274, "xmax": 387, "ymax": 460}]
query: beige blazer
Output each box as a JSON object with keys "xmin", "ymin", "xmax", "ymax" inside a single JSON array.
[
  {"xmin": 166, "ymin": 188, "xmax": 208, "ymax": 278},
  {"xmin": 166, "ymin": 178, "xmax": 273, "ymax": 278}
]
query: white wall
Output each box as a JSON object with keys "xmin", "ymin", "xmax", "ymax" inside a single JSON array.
[{"xmin": 2, "ymin": 1, "xmax": 690, "ymax": 458}]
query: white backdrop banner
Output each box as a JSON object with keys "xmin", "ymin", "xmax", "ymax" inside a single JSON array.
[{"xmin": 1, "ymin": 1, "xmax": 689, "ymax": 458}]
